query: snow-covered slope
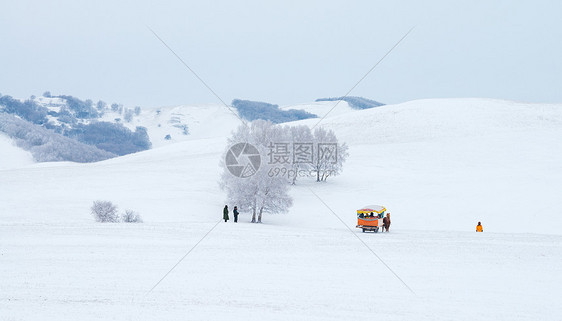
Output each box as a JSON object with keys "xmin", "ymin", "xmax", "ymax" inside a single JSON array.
[
  {"xmin": 302, "ymin": 98, "xmax": 562, "ymax": 144},
  {"xmin": 0, "ymin": 133, "xmax": 34, "ymax": 170},
  {"xmin": 102, "ymin": 104, "xmax": 241, "ymax": 148},
  {"xmin": 289, "ymin": 98, "xmax": 562, "ymax": 234},
  {"xmin": 112, "ymin": 101, "xmax": 353, "ymax": 149},
  {"xmin": 1, "ymin": 98, "xmax": 561, "ymax": 320},
  {"xmin": 5, "ymin": 98, "xmax": 559, "ymax": 230},
  {"xmin": 279, "ymin": 100, "xmax": 356, "ymax": 118}
]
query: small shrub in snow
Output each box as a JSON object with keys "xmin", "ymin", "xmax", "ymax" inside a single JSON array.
[
  {"xmin": 91, "ymin": 200, "xmax": 119, "ymax": 223},
  {"xmin": 178, "ymin": 124, "xmax": 189, "ymax": 135},
  {"xmin": 122, "ymin": 210, "xmax": 143, "ymax": 223},
  {"xmin": 165, "ymin": 134, "xmax": 171, "ymax": 140}
]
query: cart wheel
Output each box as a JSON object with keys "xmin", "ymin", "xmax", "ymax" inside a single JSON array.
[{"xmin": 374, "ymin": 227, "xmax": 379, "ymax": 233}]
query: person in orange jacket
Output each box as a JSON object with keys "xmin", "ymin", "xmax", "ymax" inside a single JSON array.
[{"xmin": 476, "ymin": 221, "xmax": 483, "ymax": 232}]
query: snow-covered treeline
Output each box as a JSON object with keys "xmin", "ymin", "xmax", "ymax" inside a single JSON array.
[
  {"xmin": 316, "ymin": 96, "xmax": 384, "ymax": 109},
  {"xmin": 232, "ymin": 99, "xmax": 317, "ymax": 123},
  {"xmin": 0, "ymin": 92, "xmax": 152, "ymax": 159},
  {"xmin": 0, "ymin": 113, "xmax": 116, "ymax": 162}
]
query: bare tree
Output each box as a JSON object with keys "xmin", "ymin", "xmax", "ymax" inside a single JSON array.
[
  {"xmin": 312, "ymin": 127, "xmax": 349, "ymax": 182},
  {"xmin": 122, "ymin": 210, "xmax": 143, "ymax": 223}
]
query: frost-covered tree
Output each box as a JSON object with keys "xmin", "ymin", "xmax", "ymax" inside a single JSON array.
[
  {"xmin": 91, "ymin": 200, "xmax": 119, "ymax": 222},
  {"xmin": 312, "ymin": 127, "xmax": 349, "ymax": 182},
  {"xmin": 58, "ymin": 95, "xmax": 98, "ymax": 119},
  {"xmin": 222, "ymin": 167, "xmax": 292, "ymax": 223},
  {"xmin": 220, "ymin": 120, "xmax": 293, "ymax": 223},
  {"xmin": 0, "ymin": 95, "xmax": 48, "ymax": 124},
  {"xmin": 287, "ymin": 125, "xmax": 314, "ymax": 185},
  {"xmin": 134, "ymin": 106, "xmax": 141, "ymax": 116}
]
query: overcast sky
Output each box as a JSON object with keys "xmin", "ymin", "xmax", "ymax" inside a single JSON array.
[{"xmin": 1, "ymin": 0, "xmax": 561, "ymax": 107}]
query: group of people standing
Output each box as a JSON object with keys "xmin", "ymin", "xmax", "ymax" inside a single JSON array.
[{"xmin": 223, "ymin": 205, "xmax": 239, "ymax": 223}]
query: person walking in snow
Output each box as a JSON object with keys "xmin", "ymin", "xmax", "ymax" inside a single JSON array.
[
  {"xmin": 476, "ymin": 221, "xmax": 483, "ymax": 232},
  {"xmin": 233, "ymin": 206, "xmax": 239, "ymax": 223},
  {"xmin": 223, "ymin": 205, "xmax": 229, "ymax": 222},
  {"xmin": 383, "ymin": 213, "xmax": 391, "ymax": 232}
]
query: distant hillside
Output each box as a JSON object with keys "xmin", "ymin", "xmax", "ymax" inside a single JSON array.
[
  {"xmin": 232, "ymin": 99, "xmax": 317, "ymax": 123},
  {"xmin": 315, "ymin": 96, "xmax": 384, "ymax": 109},
  {"xmin": 0, "ymin": 113, "xmax": 116, "ymax": 163},
  {"xmin": 0, "ymin": 92, "xmax": 151, "ymax": 161}
]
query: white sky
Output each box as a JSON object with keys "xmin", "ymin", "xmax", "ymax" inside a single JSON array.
[{"xmin": 1, "ymin": 0, "xmax": 561, "ymax": 107}]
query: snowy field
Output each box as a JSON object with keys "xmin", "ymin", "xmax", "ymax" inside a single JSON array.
[
  {"xmin": 1, "ymin": 223, "xmax": 560, "ymax": 320},
  {"xmin": 0, "ymin": 133, "xmax": 34, "ymax": 170},
  {"xmin": 1, "ymin": 98, "xmax": 561, "ymax": 320}
]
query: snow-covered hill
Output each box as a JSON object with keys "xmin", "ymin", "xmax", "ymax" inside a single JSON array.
[
  {"xmin": 0, "ymin": 132, "xmax": 34, "ymax": 170},
  {"xmin": 1, "ymin": 98, "xmax": 561, "ymax": 320},
  {"xmin": 291, "ymin": 98, "xmax": 562, "ymax": 234},
  {"xmin": 279, "ymin": 100, "xmax": 356, "ymax": 118},
  {"xmin": 304, "ymin": 98, "xmax": 562, "ymax": 144},
  {"xmin": 112, "ymin": 104, "xmax": 241, "ymax": 148}
]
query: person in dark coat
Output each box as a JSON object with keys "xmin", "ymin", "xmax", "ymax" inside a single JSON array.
[
  {"xmin": 233, "ymin": 206, "xmax": 239, "ymax": 223},
  {"xmin": 223, "ymin": 205, "xmax": 229, "ymax": 222},
  {"xmin": 383, "ymin": 213, "xmax": 391, "ymax": 232}
]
